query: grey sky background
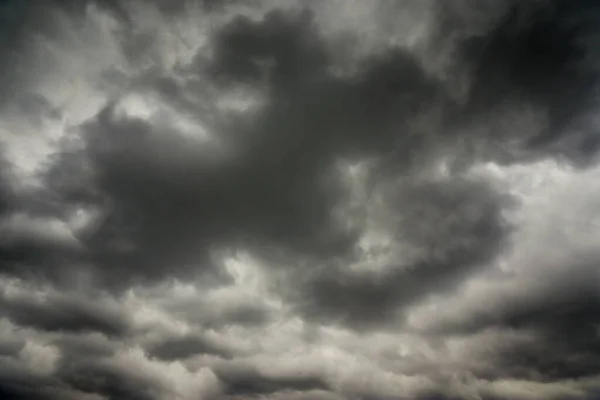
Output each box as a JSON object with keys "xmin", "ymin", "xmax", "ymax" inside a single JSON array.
[{"xmin": 1, "ymin": 0, "xmax": 600, "ymax": 399}]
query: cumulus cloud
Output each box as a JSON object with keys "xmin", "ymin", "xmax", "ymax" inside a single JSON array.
[{"xmin": 0, "ymin": 0, "xmax": 600, "ymax": 398}]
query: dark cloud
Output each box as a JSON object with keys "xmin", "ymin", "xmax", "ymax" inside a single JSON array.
[
  {"xmin": 418, "ymin": 250, "xmax": 600, "ymax": 386},
  {"xmin": 0, "ymin": 364, "xmax": 71, "ymax": 400},
  {"xmin": 24, "ymin": 0, "xmax": 597, "ymax": 293},
  {"xmin": 222, "ymin": 391, "xmax": 343, "ymax": 400},
  {"xmin": 207, "ymin": 7, "xmax": 446, "ymax": 165},
  {"xmin": 0, "ymin": 339, "xmax": 24, "ymax": 358},
  {"xmin": 0, "ymin": 151, "xmax": 13, "ymax": 214},
  {"xmin": 0, "ymin": 221, "xmax": 83, "ymax": 285},
  {"xmin": 0, "ymin": 292, "xmax": 132, "ymax": 337},
  {"xmin": 214, "ymin": 364, "xmax": 329, "ymax": 397},
  {"xmin": 0, "ymin": 0, "xmax": 600, "ymax": 399},
  {"xmin": 208, "ymin": 8, "xmax": 330, "ymax": 90},
  {"xmin": 454, "ymin": 289, "xmax": 600, "ymax": 383},
  {"xmin": 445, "ymin": 0, "xmax": 600, "ymax": 164},
  {"xmin": 55, "ymin": 346, "xmax": 223, "ymax": 399},
  {"xmin": 296, "ymin": 176, "xmax": 513, "ymax": 329},
  {"xmin": 58, "ymin": 360, "xmax": 159, "ymax": 400},
  {"xmin": 39, "ymin": 6, "xmax": 447, "ymax": 288},
  {"xmin": 146, "ymin": 334, "xmax": 232, "ymax": 361},
  {"xmin": 166, "ymin": 297, "xmax": 272, "ymax": 329},
  {"xmin": 0, "ymin": 381, "xmax": 57, "ymax": 400},
  {"xmin": 33, "ymin": 0, "xmax": 595, "ymax": 290},
  {"xmin": 52, "ymin": 334, "xmax": 117, "ymax": 360},
  {"xmin": 498, "ymin": 299, "xmax": 600, "ymax": 381}
]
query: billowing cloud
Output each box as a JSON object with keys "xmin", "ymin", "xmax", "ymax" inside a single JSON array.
[{"xmin": 0, "ymin": 0, "xmax": 600, "ymax": 399}]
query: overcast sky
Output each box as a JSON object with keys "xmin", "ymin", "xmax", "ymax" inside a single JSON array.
[{"xmin": 1, "ymin": 0, "xmax": 600, "ymax": 399}]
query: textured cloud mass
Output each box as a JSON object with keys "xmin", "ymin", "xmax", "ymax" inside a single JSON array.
[{"xmin": 1, "ymin": 0, "xmax": 600, "ymax": 399}]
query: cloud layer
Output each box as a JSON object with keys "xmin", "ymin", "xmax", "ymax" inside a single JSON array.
[{"xmin": 1, "ymin": 0, "xmax": 600, "ymax": 399}]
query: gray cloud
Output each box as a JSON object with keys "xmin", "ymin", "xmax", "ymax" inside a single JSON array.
[
  {"xmin": 0, "ymin": 292, "xmax": 132, "ymax": 337},
  {"xmin": 294, "ymin": 175, "xmax": 513, "ymax": 330},
  {"xmin": 145, "ymin": 333, "xmax": 233, "ymax": 361},
  {"xmin": 0, "ymin": 0, "xmax": 599, "ymax": 399},
  {"xmin": 58, "ymin": 360, "xmax": 160, "ymax": 400},
  {"xmin": 213, "ymin": 363, "xmax": 329, "ymax": 397}
]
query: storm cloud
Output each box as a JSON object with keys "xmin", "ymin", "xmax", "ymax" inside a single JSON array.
[{"xmin": 0, "ymin": 0, "xmax": 600, "ymax": 399}]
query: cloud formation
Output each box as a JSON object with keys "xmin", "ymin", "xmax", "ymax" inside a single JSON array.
[{"xmin": 1, "ymin": 0, "xmax": 600, "ymax": 398}]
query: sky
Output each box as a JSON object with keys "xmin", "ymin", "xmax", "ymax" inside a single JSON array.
[{"xmin": 0, "ymin": 0, "xmax": 600, "ymax": 399}]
